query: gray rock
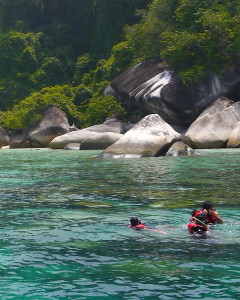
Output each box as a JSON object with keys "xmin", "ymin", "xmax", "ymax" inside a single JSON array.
[
  {"xmin": 49, "ymin": 117, "xmax": 126, "ymax": 149},
  {"xmin": 97, "ymin": 114, "xmax": 180, "ymax": 158},
  {"xmin": 80, "ymin": 132, "xmax": 123, "ymax": 150},
  {"xmin": 31, "ymin": 141, "xmax": 45, "ymax": 148},
  {"xmin": 63, "ymin": 143, "xmax": 81, "ymax": 150},
  {"xmin": 83, "ymin": 116, "xmax": 126, "ymax": 134},
  {"xmin": 10, "ymin": 134, "xmax": 30, "ymax": 148},
  {"xmin": 0, "ymin": 127, "xmax": 10, "ymax": 147},
  {"xmin": 29, "ymin": 106, "xmax": 69, "ymax": 147},
  {"xmin": 105, "ymin": 57, "xmax": 240, "ymax": 125},
  {"xmin": 166, "ymin": 141, "xmax": 196, "ymax": 156},
  {"xmin": 49, "ymin": 130, "xmax": 99, "ymax": 149},
  {"xmin": 69, "ymin": 124, "xmax": 79, "ymax": 131},
  {"xmin": 183, "ymin": 100, "xmax": 240, "ymax": 148},
  {"xmin": 227, "ymin": 121, "xmax": 240, "ymax": 147}
]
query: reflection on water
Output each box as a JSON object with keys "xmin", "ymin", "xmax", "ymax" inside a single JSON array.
[{"xmin": 0, "ymin": 149, "xmax": 239, "ymax": 299}]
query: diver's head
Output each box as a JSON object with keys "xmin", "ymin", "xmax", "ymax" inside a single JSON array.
[
  {"xmin": 202, "ymin": 201, "xmax": 214, "ymax": 211},
  {"xmin": 130, "ymin": 217, "xmax": 141, "ymax": 226}
]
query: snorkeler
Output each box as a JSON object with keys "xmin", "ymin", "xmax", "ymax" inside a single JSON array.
[
  {"xmin": 129, "ymin": 217, "xmax": 167, "ymax": 234},
  {"xmin": 201, "ymin": 201, "xmax": 223, "ymax": 224},
  {"xmin": 188, "ymin": 210, "xmax": 209, "ymax": 237},
  {"xmin": 129, "ymin": 217, "xmax": 147, "ymax": 230}
]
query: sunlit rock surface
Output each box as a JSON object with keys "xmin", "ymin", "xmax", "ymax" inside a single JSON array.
[
  {"xmin": 183, "ymin": 99, "xmax": 240, "ymax": 148},
  {"xmin": 49, "ymin": 117, "xmax": 126, "ymax": 149},
  {"xmin": 227, "ymin": 121, "xmax": 240, "ymax": 148},
  {"xmin": 97, "ymin": 114, "xmax": 180, "ymax": 158},
  {"xmin": 80, "ymin": 132, "xmax": 123, "ymax": 150}
]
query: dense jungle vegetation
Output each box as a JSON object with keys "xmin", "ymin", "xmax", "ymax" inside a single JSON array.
[{"xmin": 0, "ymin": 0, "xmax": 240, "ymax": 130}]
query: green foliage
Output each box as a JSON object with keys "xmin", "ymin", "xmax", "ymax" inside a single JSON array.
[
  {"xmin": 73, "ymin": 84, "xmax": 93, "ymax": 106},
  {"xmin": 1, "ymin": 85, "xmax": 80, "ymax": 130},
  {"xmin": 0, "ymin": 0, "xmax": 150, "ymax": 130},
  {"xmin": 73, "ymin": 54, "xmax": 94, "ymax": 86},
  {"xmin": 0, "ymin": 30, "xmax": 76, "ymax": 109},
  {"xmin": 123, "ymin": 0, "xmax": 240, "ymax": 84},
  {"xmin": 31, "ymin": 57, "xmax": 65, "ymax": 88},
  {"xmin": 1, "ymin": 0, "xmax": 239, "ymax": 131},
  {"xmin": 80, "ymin": 96, "xmax": 127, "ymax": 128}
]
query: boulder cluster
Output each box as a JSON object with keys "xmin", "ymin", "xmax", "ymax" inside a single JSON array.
[{"xmin": 1, "ymin": 57, "xmax": 240, "ymax": 157}]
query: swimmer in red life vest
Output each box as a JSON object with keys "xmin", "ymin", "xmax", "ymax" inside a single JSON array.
[
  {"xmin": 129, "ymin": 217, "xmax": 147, "ymax": 230},
  {"xmin": 129, "ymin": 217, "xmax": 167, "ymax": 234},
  {"xmin": 201, "ymin": 201, "xmax": 223, "ymax": 224},
  {"xmin": 188, "ymin": 201, "xmax": 223, "ymax": 237},
  {"xmin": 188, "ymin": 211, "xmax": 209, "ymax": 237}
]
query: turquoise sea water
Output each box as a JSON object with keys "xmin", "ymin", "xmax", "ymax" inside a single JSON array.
[{"xmin": 0, "ymin": 148, "xmax": 239, "ymax": 299}]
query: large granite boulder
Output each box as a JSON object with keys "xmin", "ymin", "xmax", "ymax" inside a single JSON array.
[
  {"xmin": 166, "ymin": 141, "xmax": 196, "ymax": 156},
  {"xmin": 50, "ymin": 130, "xmax": 100, "ymax": 149},
  {"xmin": 49, "ymin": 117, "xmax": 126, "ymax": 149},
  {"xmin": 227, "ymin": 121, "xmax": 240, "ymax": 148},
  {"xmin": 82, "ymin": 116, "xmax": 127, "ymax": 134},
  {"xmin": 97, "ymin": 114, "xmax": 180, "ymax": 158},
  {"xmin": 10, "ymin": 134, "xmax": 30, "ymax": 148},
  {"xmin": 28, "ymin": 106, "xmax": 69, "ymax": 147},
  {"xmin": 0, "ymin": 128, "xmax": 10, "ymax": 147},
  {"xmin": 183, "ymin": 99, "xmax": 240, "ymax": 148},
  {"xmin": 105, "ymin": 57, "xmax": 240, "ymax": 125},
  {"xmin": 63, "ymin": 143, "xmax": 81, "ymax": 150},
  {"xmin": 80, "ymin": 132, "xmax": 123, "ymax": 150},
  {"xmin": 51, "ymin": 131, "xmax": 123, "ymax": 150}
]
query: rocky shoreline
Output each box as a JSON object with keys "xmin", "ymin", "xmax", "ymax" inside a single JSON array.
[
  {"xmin": 1, "ymin": 57, "xmax": 240, "ymax": 157},
  {"xmin": 0, "ymin": 99, "xmax": 239, "ymax": 158}
]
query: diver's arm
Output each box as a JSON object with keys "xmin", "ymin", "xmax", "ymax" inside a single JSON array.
[
  {"xmin": 209, "ymin": 210, "xmax": 223, "ymax": 224},
  {"xmin": 145, "ymin": 228, "xmax": 167, "ymax": 234}
]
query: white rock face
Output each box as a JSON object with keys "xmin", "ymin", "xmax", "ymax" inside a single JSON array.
[
  {"xmin": 98, "ymin": 114, "xmax": 180, "ymax": 158},
  {"xmin": 130, "ymin": 71, "xmax": 172, "ymax": 100}
]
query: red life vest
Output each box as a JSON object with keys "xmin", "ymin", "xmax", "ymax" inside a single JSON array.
[
  {"xmin": 189, "ymin": 210, "xmax": 206, "ymax": 222},
  {"xmin": 188, "ymin": 222, "xmax": 208, "ymax": 234},
  {"xmin": 130, "ymin": 224, "xmax": 147, "ymax": 230},
  {"xmin": 191, "ymin": 209, "xmax": 219, "ymax": 224},
  {"xmin": 205, "ymin": 211, "xmax": 220, "ymax": 224}
]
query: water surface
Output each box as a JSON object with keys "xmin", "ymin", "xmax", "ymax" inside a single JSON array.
[{"xmin": 0, "ymin": 149, "xmax": 239, "ymax": 299}]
